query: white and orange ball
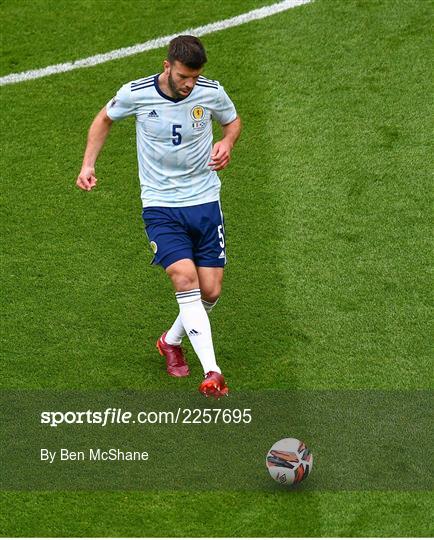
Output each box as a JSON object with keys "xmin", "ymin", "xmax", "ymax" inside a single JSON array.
[{"xmin": 266, "ymin": 438, "xmax": 313, "ymax": 486}]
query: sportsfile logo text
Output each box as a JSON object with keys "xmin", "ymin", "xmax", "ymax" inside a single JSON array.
[{"xmin": 40, "ymin": 408, "xmax": 253, "ymax": 427}]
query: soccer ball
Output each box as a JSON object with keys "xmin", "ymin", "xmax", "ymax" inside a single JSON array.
[{"xmin": 266, "ymin": 437, "xmax": 313, "ymax": 486}]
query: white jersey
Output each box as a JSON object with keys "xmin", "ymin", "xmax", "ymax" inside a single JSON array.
[{"xmin": 106, "ymin": 73, "xmax": 237, "ymax": 207}]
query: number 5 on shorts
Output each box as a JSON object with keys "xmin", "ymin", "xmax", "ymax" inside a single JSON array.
[{"xmin": 217, "ymin": 225, "xmax": 225, "ymax": 248}]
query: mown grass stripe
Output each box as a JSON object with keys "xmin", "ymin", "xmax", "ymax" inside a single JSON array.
[{"xmin": 0, "ymin": 0, "xmax": 312, "ymax": 86}]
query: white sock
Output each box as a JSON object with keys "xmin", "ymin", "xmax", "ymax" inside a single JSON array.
[
  {"xmin": 165, "ymin": 297, "xmax": 219, "ymax": 345},
  {"xmin": 202, "ymin": 298, "xmax": 219, "ymax": 313},
  {"xmin": 173, "ymin": 289, "xmax": 220, "ymax": 374}
]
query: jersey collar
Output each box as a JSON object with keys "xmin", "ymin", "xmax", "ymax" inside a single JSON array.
[{"xmin": 154, "ymin": 74, "xmax": 194, "ymax": 103}]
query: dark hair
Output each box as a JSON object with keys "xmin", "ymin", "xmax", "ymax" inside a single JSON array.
[{"xmin": 167, "ymin": 35, "xmax": 207, "ymax": 69}]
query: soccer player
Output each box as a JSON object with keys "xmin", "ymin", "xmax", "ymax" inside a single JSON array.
[{"xmin": 76, "ymin": 35, "xmax": 241, "ymax": 398}]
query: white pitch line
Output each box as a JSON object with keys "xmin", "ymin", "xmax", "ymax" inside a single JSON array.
[{"xmin": 0, "ymin": 0, "xmax": 312, "ymax": 86}]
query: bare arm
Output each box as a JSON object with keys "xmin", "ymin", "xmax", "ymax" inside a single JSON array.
[
  {"xmin": 76, "ymin": 107, "xmax": 113, "ymax": 191},
  {"xmin": 209, "ymin": 115, "xmax": 242, "ymax": 171}
]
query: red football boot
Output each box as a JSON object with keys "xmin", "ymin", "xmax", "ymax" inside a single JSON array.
[
  {"xmin": 156, "ymin": 332, "xmax": 190, "ymax": 377},
  {"xmin": 199, "ymin": 371, "xmax": 229, "ymax": 399}
]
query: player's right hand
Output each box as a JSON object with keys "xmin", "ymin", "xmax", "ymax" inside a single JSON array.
[{"xmin": 76, "ymin": 166, "xmax": 97, "ymax": 191}]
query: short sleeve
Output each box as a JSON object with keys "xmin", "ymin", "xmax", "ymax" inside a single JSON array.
[
  {"xmin": 211, "ymin": 85, "xmax": 237, "ymax": 126},
  {"xmin": 106, "ymin": 83, "xmax": 136, "ymax": 121}
]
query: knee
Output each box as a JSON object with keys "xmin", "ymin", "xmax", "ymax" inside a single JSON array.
[
  {"xmin": 197, "ymin": 267, "xmax": 223, "ymax": 304},
  {"xmin": 201, "ymin": 286, "xmax": 221, "ymax": 304},
  {"xmin": 172, "ymin": 273, "xmax": 198, "ymax": 292},
  {"xmin": 166, "ymin": 260, "xmax": 199, "ymax": 292}
]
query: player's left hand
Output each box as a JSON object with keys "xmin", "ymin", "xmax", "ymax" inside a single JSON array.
[{"xmin": 208, "ymin": 140, "xmax": 232, "ymax": 171}]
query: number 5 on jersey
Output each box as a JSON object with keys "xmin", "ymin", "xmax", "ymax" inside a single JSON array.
[{"xmin": 172, "ymin": 124, "xmax": 182, "ymax": 146}]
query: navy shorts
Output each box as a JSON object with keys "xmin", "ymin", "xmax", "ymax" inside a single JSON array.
[{"xmin": 142, "ymin": 201, "xmax": 226, "ymax": 269}]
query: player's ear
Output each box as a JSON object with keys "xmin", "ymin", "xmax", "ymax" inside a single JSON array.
[{"xmin": 163, "ymin": 60, "xmax": 171, "ymax": 72}]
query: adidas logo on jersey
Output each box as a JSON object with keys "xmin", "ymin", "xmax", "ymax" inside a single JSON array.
[
  {"xmin": 218, "ymin": 250, "xmax": 226, "ymax": 259},
  {"xmin": 148, "ymin": 110, "xmax": 159, "ymax": 118}
]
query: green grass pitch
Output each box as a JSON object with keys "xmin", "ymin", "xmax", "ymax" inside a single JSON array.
[{"xmin": 1, "ymin": 0, "xmax": 432, "ymax": 536}]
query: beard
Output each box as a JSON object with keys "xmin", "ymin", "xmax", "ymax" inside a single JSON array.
[{"xmin": 168, "ymin": 71, "xmax": 191, "ymax": 99}]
